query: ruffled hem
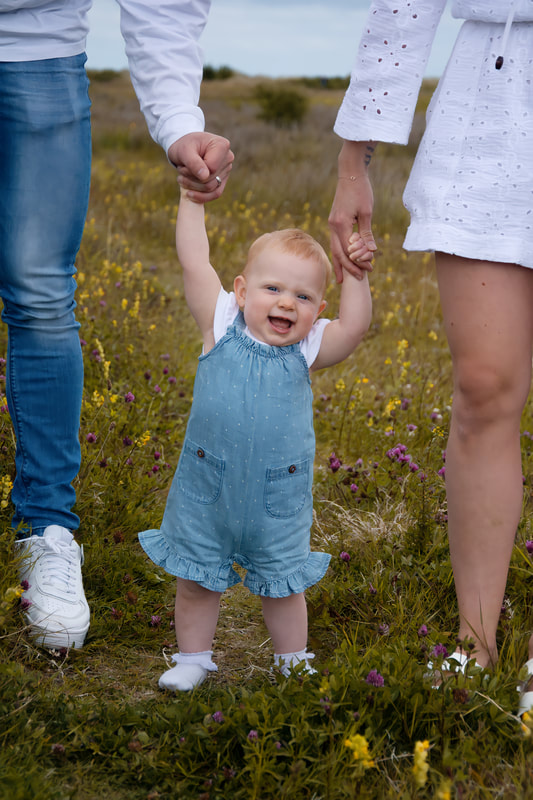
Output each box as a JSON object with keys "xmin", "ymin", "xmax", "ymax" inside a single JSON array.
[
  {"xmin": 138, "ymin": 529, "xmax": 242, "ymax": 593},
  {"xmin": 244, "ymin": 550, "xmax": 331, "ymax": 598}
]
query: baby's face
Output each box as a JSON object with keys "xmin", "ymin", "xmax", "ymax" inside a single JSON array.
[{"xmin": 233, "ymin": 249, "xmax": 327, "ymax": 346}]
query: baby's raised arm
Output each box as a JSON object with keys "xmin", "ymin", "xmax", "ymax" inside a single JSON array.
[
  {"xmin": 311, "ymin": 241, "xmax": 372, "ymax": 371},
  {"xmin": 176, "ymin": 191, "xmax": 222, "ymax": 345}
]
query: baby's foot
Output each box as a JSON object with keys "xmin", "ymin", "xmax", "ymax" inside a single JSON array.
[
  {"xmin": 159, "ymin": 662, "xmax": 208, "ymax": 692},
  {"xmin": 274, "ymin": 649, "xmax": 316, "ymax": 677},
  {"xmin": 158, "ymin": 650, "xmax": 217, "ymax": 692}
]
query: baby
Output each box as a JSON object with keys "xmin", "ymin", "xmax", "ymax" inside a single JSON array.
[{"xmin": 139, "ymin": 192, "xmax": 372, "ymax": 691}]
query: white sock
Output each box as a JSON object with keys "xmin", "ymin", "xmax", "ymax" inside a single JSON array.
[
  {"xmin": 274, "ymin": 648, "xmax": 316, "ymax": 677},
  {"xmin": 158, "ymin": 650, "xmax": 217, "ymax": 692}
]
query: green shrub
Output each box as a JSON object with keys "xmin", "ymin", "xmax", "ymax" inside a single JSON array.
[
  {"xmin": 203, "ymin": 64, "xmax": 236, "ymax": 81},
  {"xmin": 253, "ymin": 84, "xmax": 309, "ymax": 127}
]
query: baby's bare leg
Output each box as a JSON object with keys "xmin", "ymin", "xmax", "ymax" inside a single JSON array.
[
  {"xmin": 174, "ymin": 577, "xmax": 222, "ymax": 651},
  {"xmin": 158, "ymin": 578, "xmax": 222, "ymax": 692},
  {"xmin": 261, "ymin": 592, "xmax": 308, "ymax": 654}
]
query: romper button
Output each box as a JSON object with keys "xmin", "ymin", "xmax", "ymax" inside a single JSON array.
[
  {"xmin": 288, "ymin": 464, "xmax": 296, "ymax": 473},
  {"xmin": 197, "ymin": 449, "xmax": 205, "ymax": 458}
]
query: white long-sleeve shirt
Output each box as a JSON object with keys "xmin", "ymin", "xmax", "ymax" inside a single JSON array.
[
  {"xmin": 334, "ymin": 0, "xmax": 533, "ymax": 145},
  {"xmin": 0, "ymin": 0, "xmax": 210, "ymax": 154}
]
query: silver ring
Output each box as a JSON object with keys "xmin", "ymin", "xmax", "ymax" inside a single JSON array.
[{"xmin": 215, "ymin": 175, "xmax": 222, "ymax": 187}]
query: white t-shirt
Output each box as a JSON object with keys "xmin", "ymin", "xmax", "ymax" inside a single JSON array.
[{"xmin": 212, "ymin": 289, "xmax": 330, "ymax": 369}]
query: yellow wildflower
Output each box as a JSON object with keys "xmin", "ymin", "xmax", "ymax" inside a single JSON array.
[
  {"xmin": 4, "ymin": 585, "xmax": 24, "ymax": 603},
  {"xmin": 136, "ymin": 430, "xmax": 151, "ymax": 448},
  {"xmin": 435, "ymin": 780, "xmax": 452, "ymax": 800},
  {"xmin": 344, "ymin": 734, "xmax": 374, "ymax": 770},
  {"xmin": 428, "ymin": 330, "xmax": 438, "ymax": 340},
  {"xmin": 0, "ymin": 475, "xmax": 13, "ymax": 509},
  {"xmin": 129, "ymin": 293, "xmax": 140, "ymax": 319},
  {"xmin": 385, "ymin": 397, "xmax": 401, "ymax": 416},
  {"xmin": 335, "ymin": 378, "xmax": 346, "ymax": 392},
  {"xmin": 396, "ymin": 339, "xmax": 409, "ymax": 359},
  {"xmin": 412, "ymin": 740, "xmax": 430, "ymax": 788}
]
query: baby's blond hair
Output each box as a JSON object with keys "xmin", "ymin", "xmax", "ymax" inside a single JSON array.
[{"xmin": 245, "ymin": 228, "xmax": 332, "ymax": 292}]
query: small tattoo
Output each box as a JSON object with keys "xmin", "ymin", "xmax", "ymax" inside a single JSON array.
[{"xmin": 364, "ymin": 144, "xmax": 375, "ymax": 168}]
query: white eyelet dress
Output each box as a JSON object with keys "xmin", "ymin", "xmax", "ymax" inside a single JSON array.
[{"xmin": 334, "ymin": 0, "xmax": 533, "ymax": 268}]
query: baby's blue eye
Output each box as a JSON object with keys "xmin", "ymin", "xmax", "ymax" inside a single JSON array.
[
  {"xmin": 298, "ymin": 294, "xmax": 310, "ymax": 301},
  {"xmin": 267, "ymin": 286, "xmax": 279, "ymax": 292}
]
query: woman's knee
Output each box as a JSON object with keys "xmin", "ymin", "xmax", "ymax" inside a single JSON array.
[{"xmin": 452, "ymin": 359, "xmax": 529, "ymax": 431}]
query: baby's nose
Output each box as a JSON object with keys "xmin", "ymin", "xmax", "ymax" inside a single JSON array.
[{"xmin": 278, "ymin": 291, "xmax": 295, "ymax": 308}]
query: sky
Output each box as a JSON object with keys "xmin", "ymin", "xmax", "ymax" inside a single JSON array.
[{"xmin": 86, "ymin": 0, "xmax": 462, "ymax": 79}]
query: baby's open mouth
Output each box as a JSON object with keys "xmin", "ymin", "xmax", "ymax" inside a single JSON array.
[{"xmin": 269, "ymin": 316, "xmax": 293, "ymax": 332}]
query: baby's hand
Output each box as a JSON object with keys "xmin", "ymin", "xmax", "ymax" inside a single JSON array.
[{"xmin": 347, "ymin": 232, "xmax": 374, "ymax": 265}]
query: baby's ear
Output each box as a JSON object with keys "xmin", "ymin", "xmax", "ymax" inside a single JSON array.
[
  {"xmin": 233, "ymin": 274, "xmax": 247, "ymax": 308},
  {"xmin": 316, "ymin": 299, "xmax": 327, "ymax": 317}
]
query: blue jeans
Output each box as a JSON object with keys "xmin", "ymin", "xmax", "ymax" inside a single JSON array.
[{"xmin": 0, "ymin": 55, "xmax": 91, "ymax": 534}]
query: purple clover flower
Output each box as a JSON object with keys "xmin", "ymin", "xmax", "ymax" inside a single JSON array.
[
  {"xmin": 86, "ymin": 433, "xmax": 97, "ymax": 443},
  {"xmin": 124, "ymin": 392, "xmax": 135, "ymax": 403},
  {"xmin": 150, "ymin": 615, "xmax": 162, "ymax": 627},
  {"xmin": 526, "ymin": 541, "xmax": 533, "ymax": 555},
  {"xmin": 431, "ymin": 643, "xmax": 449, "ymax": 659},
  {"xmin": 20, "ymin": 580, "xmax": 30, "ymax": 591},
  {"xmin": 365, "ymin": 669, "xmax": 384, "ymax": 687},
  {"xmin": 212, "ymin": 711, "xmax": 224, "ymax": 724},
  {"xmin": 329, "ymin": 453, "xmax": 342, "ymax": 472},
  {"xmin": 340, "ymin": 551, "xmax": 351, "ymax": 563},
  {"xmin": 418, "ymin": 624, "xmax": 428, "ymax": 637},
  {"xmin": 247, "ymin": 730, "xmax": 258, "ymax": 741}
]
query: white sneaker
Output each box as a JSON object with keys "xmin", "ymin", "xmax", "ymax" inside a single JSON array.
[{"xmin": 16, "ymin": 525, "xmax": 90, "ymax": 650}]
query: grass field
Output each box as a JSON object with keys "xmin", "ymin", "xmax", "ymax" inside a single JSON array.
[{"xmin": 2, "ymin": 71, "xmax": 533, "ymax": 799}]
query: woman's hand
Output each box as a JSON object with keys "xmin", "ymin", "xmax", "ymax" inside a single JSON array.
[{"xmin": 328, "ymin": 140, "xmax": 377, "ymax": 282}]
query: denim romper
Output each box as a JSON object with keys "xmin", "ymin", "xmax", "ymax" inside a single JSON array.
[{"xmin": 139, "ymin": 312, "xmax": 331, "ymax": 597}]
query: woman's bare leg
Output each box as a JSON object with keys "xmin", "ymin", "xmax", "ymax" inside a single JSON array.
[{"xmin": 436, "ymin": 254, "xmax": 533, "ymax": 666}]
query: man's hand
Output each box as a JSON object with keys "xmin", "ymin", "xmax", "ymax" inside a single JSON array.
[{"xmin": 168, "ymin": 132, "xmax": 234, "ymax": 202}]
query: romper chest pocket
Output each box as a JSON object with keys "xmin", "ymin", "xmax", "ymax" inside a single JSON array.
[
  {"xmin": 264, "ymin": 458, "xmax": 311, "ymax": 518},
  {"xmin": 177, "ymin": 440, "xmax": 224, "ymax": 504}
]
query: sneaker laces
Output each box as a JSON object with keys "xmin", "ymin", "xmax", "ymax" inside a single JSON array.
[{"xmin": 38, "ymin": 538, "xmax": 77, "ymax": 593}]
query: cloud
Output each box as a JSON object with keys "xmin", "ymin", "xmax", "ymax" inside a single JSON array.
[{"xmin": 86, "ymin": 0, "xmax": 461, "ymax": 78}]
